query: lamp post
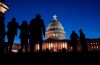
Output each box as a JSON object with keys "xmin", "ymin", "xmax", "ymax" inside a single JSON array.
[{"xmin": 0, "ymin": 0, "xmax": 9, "ymax": 41}]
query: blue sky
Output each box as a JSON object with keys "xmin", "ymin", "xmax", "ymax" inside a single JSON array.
[{"xmin": 4, "ymin": 0, "xmax": 100, "ymax": 43}]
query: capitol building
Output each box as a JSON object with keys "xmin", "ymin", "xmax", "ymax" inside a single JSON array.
[{"xmin": 12, "ymin": 15, "xmax": 100, "ymax": 53}]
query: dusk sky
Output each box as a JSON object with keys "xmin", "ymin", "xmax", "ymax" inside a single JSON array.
[{"xmin": 4, "ymin": 0, "xmax": 100, "ymax": 43}]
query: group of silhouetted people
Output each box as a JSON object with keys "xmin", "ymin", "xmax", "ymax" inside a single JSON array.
[
  {"xmin": 70, "ymin": 29, "xmax": 88, "ymax": 52},
  {"xmin": 0, "ymin": 14, "xmax": 88, "ymax": 53},
  {"xmin": 0, "ymin": 14, "xmax": 45, "ymax": 53}
]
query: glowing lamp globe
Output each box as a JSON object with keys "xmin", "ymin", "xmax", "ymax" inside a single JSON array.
[{"xmin": 0, "ymin": 2, "xmax": 9, "ymax": 14}]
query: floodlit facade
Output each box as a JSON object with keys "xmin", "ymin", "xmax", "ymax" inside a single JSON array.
[{"xmin": 12, "ymin": 39, "xmax": 100, "ymax": 53}]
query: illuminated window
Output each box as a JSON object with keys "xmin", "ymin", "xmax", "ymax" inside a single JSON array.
[
  {"xmin": 94, "ymin": 46, "xmax": 96, "ymax": 49},
  {"xmin": 35, "ymin": 44, "xmax": 39, "ymax": 50},
  {"xmin": 60, "ymin": 34, "xmax": 62, "ymax": 37},
  {"xmin": 65, "ymin": 42, "xmax": 67, "ymax": 49},
  {"xmin": 53, "ymin": 33, "xmax": 56, "ymax": 37},
  {"xmin": 60, "ymin": 34, "xmax": 64, "ymax": 37},
  {"xmin": 91, "ymin": 43, "xmax": 92, "ymax": 45},
  {"xmin": 91, "ymin": 46, "xmax": 93, "ymax": 49},
  {"xmin": 51, "ymin": 43, "xmax": 53, "ymax": 48},
  {"xmin": 56, "ymin": 33, "xmax": 58, "ymax": 36},
  {"xmin": 93, "ymin": 43, "xmax": 95, "ymax": 44},
  {"xmin": 97, "ymin": 46, "xmax": 99, "ymax": 49},
  {"xmin": 62, "ymin": 42, "xmax": 65, "ymax": 48},
  {"xmin": 71, "ymin": 46, "xmax": 73, "ymax": 50},
  {"xmin": 96, "ymin": 43, "xmax": 98, "ymax": 45}
]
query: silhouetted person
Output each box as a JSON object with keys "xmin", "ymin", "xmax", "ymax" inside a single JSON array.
[
  {"xmin": 79, "ymin": 29, "xmax": 88, "ymax": 52},
  {"xmin": 70, "ymin": 30, "xmax": 78, "ymax": 52},
  {"xmin": 7, "ymin": 18, "xmax": 19, "ymax": 52},
  {"xmin": 46, "ymin": 48, "xmax": 49, "ymax": 52},
  {"xmin": 62, "ymin": 48, "xmax": 66, "ymax": 52},
  {"xmin": 19, "ymin": 20, "xmax": 29, "ymax": 53},
  {"xmin": 0, "ymin": 18, "xmax": 6, "ymax": 41},
  {"xmin": 29, "ymin": 14, "xmax": 45, "ymax": 53},
  {"xmin": 0, "ymin": 17, "xmax": 6, "ymax": 53}
]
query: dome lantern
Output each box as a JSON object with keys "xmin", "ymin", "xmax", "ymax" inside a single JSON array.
[{"xmin": 53, "ymin": 14, "xmax": 57, "ymax": 20}]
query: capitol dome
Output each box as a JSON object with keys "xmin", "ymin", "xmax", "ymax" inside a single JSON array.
[{"xmin": 46, "ymin": 15, "xmax": 66, "ymax": 40}]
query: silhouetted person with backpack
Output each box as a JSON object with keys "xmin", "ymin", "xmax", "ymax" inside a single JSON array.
[
  {"xmin": 70, "ymin": 30, "xmax": 78, "ymax": 52},
  {"xmin": 79, "ymin": 29, "xmax": 88, "ymax": 52},
  {"xmin": 19, "ymin": 20, "xmax": 29, "ymax": 53},
  {"xmin": 29, "ymin": 14, "xmax": 45, "ymax": 53},
  {"xmin": 7, "ymin": 18, "xmax": 19, "ymax": 53}
]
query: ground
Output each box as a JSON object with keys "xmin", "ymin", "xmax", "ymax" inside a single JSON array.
[{"xmin": 0, "ymin": 52, "xmax": 99, "ymax": 65}]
